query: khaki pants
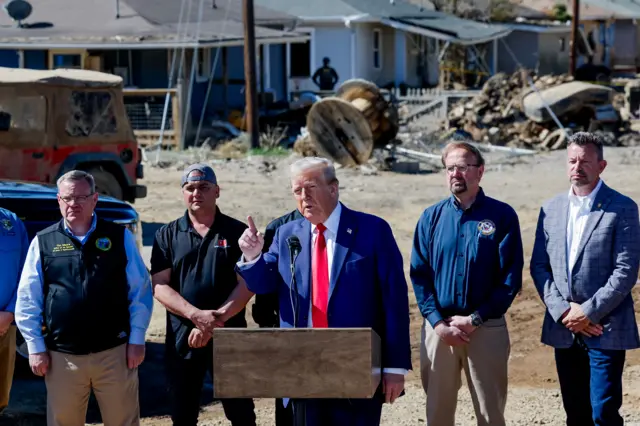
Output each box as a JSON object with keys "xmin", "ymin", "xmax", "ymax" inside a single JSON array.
[
  {"xmin": 420, "ymin": 317, "xmax": 510, "ymax": 426},
  {"xmin": 0, "ymin": 326, "xmax": 16, "ymax": 411},
  {"xmin": 45, "ymin": 343, "xmax": 140, "ymax": 426}
]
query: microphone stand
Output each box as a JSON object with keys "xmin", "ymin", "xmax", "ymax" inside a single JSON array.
[{"xmin": 287, "ymin": 242, "xmax": 306, "ymax": 426}]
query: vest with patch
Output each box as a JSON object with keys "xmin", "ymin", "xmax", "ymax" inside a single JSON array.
[{"xmin": 37, "ymin": 218, "xmax": 129, "ymax": 355}]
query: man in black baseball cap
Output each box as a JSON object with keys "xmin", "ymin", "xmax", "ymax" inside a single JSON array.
[
  {"xmin": 181, "ymin": 163, "xmax": 217, "ymax": 187},
  {"xmin": 151, "ymin": 162, "xmax": 256, "ymax": 426}
]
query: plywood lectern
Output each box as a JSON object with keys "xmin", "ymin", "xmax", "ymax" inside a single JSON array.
[{"xmin": 212, "ymin": 328, "xmax": 381, "ymax": 399}]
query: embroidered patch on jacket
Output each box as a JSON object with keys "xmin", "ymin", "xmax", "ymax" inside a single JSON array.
[
  {"xmin": 1, "ymin": 219, "xmax": 12, "ymax": 231},
  {"xmin": 95, "ymin": 237, "xmax": 112, "ymax": 251},
  {"xmin": 477, "ymin": 220, "xmax": 496, "ymax": 236}
]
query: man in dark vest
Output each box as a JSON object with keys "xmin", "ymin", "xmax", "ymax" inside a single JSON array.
[
  {"xmin": 251, "ymin": 208, "xmax": 302, "ymax": 426},
  {"xmin": 312, "ymin": 57, "xmax": 339, "ymax": 91},
  {"xmin": 15, "ymin": 170, "xmax": 154, "ymax": 426}
]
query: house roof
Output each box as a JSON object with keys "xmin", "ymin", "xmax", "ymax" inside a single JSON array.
[
  {"xmin": 254, "ymin": 0, "xmax": 512, "ymax": 44},
  {"xmin": 0, "ymin": 0, "xmax": 308, "ymax": 48},
  {"xmin": 0, "ymin": 67, "xmax": 123, "ymax": 87},
  {"xmin": 124, "ymin": 0, "xmax": 299, "ymax": 26}
]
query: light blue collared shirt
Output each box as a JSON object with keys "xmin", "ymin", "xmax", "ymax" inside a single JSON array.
[
  {"xmin": 0, "ymin": 208, "xmax": 29, "ymax": 314},
  {"xmin": 15, "ymin": 214, "xmax": 154, "ymax": 354}
]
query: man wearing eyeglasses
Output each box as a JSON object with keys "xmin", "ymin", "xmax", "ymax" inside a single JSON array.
[
  {"xmin": 14, "ymin": 170, "xmax": 153, "ymax": 426},
  {"xmin": 410, "ymin": 140, "xmax": 524, "ymax": 426}
]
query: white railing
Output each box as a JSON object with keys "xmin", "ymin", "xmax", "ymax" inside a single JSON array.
[{"xmin": 392, "ymin": 88, "xmax": 481, "ymax": 130}]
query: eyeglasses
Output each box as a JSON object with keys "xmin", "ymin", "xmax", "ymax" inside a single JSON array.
[
  {"xmin": 60, "ymin": 193, "xmax": 94, "ymax": 204},
  {"xmin": 445, "ymin": 164, "xmax": 480, "ymax": 174}
]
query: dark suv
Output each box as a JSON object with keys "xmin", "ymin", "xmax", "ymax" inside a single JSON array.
[{"xmin": 0, "ymin": 180, "xmax": 142, "ymax": 358}]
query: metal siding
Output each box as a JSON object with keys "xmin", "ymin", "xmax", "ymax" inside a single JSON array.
[
  {"xmin": 613, "ymin": 19, "xmax": 636, "ymax": 65},
  {"xmin": 497, "ymin": 30, "xmax": 539, "ymax": 73}
]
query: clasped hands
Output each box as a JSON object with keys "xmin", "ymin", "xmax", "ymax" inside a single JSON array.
[
  {"xmin": 434, "ymin": 315, "xmax": 477, "ymax": 346},
  {"xmin": 187, "ymin": 308, "xmax": 226, "ymax": 348},
  {"xmin": 560, "ymin": 302, "xmax": 603, "ymax": 337}
]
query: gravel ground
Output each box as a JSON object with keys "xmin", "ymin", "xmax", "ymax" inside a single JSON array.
[{"xmin": 5, "ymin": 144, "xmax": 640, "ymax": 425}]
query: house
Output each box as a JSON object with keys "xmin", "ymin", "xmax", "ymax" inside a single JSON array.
[
  {"xmin": 0, "ymin": 0, "xmax": 309, "ymax": 146},
  {"xmin": 250, "ymin": 0, "xmax": 513, "ymax": 97},
  {"xmin": 478, "ymin": 0, "xmax": 640, "ymax": 76}
]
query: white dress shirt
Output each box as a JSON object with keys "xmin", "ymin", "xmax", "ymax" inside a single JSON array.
[
  {"xmin": 239, "ymin": 203, "xmax": 406, "ymax": 376},
  {"xmin": 567, "ymin": 179, "xmax": 603, "ymax": 274},
  {"xmin": 15, "ymin": 214, "xmax": 154, "ymax": 354}
]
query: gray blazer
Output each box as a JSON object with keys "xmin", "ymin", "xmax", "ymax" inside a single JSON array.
[{"xmin": 530, "ymin": 181, "xmax": 640, "ymax": 350}]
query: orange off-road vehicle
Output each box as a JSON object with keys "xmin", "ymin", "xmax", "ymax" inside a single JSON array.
[{"xmin": 0, "ymin": 67, "xmax": 146, "ymax": 202}]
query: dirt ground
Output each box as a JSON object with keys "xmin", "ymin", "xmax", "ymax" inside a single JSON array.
[{"xmin": 5, "ymin": 145, "xmax": 640, "ymax": 426}]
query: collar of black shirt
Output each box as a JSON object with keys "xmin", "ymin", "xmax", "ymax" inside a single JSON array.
[{"xmin": 177, "ymin": 206, "xmax": 224, "ymax": 235}]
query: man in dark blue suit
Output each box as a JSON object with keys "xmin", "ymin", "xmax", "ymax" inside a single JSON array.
[{"xmin": 236, "ymin": 156, "xmax": 412, "ymax": 426}]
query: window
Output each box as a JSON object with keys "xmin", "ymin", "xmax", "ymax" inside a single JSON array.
[
  {"xmin": 196, "ymin": 48, "xmax": 211, "ymax": 81},
  {"xmin": 290, "ymin": 41, "xmax": 311, "ymax": 77},
  {"xmin": 0, "ymin": 95, "xmax": 46, "ymax": 132},
  {"xmin": 373, "ymin": 29, "xmax": 382, "ymax": 69},
  {"xmin": 66, "ymin": 91, "xmax": 117, "ymax": 137},
  {"xmin": 52, "ymin": 54, "xmax": 83, "ymax": 69}
]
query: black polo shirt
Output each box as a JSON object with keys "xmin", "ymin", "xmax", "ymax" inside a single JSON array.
[{"xmin": 150, "ymin": 207, "xmax": 248, "ymax": 358}]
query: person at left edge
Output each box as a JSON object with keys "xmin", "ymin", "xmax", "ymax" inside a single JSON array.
[
  {"xmin": 14, "ymin": 170, "xmax": 154, "ymax": 426},
  {"xmin": 0, "ymin": 207, "xmax": 29, "ymax": 414},
  {"xmin": 150, "ymin": 163, "xmax": 256, "ymax": 426},
  {"xmin": 237, "ymin": 156, "xmax": 411, "ymax": 426}
]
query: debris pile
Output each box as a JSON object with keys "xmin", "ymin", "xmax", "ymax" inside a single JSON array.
[{"xmin": 446, "ymin": 70, "xmax": 640, "ymax": 149}]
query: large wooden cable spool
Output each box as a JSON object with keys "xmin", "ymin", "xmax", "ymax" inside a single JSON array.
[{"xmin": 305, "ymin": 79, "xmax": 399, "ymax": 167}]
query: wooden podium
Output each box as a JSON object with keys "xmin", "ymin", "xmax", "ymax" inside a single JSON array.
[{"xmin": 212, "ymin": 328, "xmax": 381, "ymax": 399}]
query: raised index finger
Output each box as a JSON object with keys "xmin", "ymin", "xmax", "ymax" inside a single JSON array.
[{"xmin": 247, "ymin": 216, "xmax": 257, "ymax": 233}]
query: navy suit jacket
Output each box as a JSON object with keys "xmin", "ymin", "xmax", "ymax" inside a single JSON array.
[{"xmin": 236, "ymin": 203, "xmax": 412, "ymax": 371}]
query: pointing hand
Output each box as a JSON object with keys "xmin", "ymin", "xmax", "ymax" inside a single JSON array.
[{"xmin": 238, "ymin": 216, "xmax": 264, "ymax": 262}]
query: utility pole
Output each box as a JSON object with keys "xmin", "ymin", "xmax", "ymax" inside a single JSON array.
[
  {"xmin": 569, "ymin": 0, "xmax": 580, "ymax": 76},
  {"xmin": 242, "ymin": 0, "xmax": 260, "ymax": 149}
]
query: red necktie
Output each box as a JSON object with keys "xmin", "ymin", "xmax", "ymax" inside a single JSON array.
[{"xmin": 312, "ymin": 223, "xmax": 329, "ymax": 328}]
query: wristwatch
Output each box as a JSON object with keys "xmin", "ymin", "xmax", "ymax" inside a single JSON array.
[{"xmin": 470, "ymin": 312, "xmax": 484, "ymax": 327}]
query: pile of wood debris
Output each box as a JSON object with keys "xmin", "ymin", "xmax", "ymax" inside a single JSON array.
[{"xmin": 446, "ymin": 70, "xmax": 640, "ymax": 149}]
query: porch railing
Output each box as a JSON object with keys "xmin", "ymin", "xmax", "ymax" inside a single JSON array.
[
  {"xmin": 390, "ymin": 88, "xmax": 481, "ymax": 130},
  {"xmin": 123, "ymin": 88, "xmax": 182, "ymax": 149}
]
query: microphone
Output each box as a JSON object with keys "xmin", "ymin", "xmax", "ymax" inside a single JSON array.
[
  {"xmin": 287, "ymin": 235, "xmax": 302, "ymax": 261},
  {"xmin": 286, "ymin": 236, "xmax": 302, "ymax": 329}
]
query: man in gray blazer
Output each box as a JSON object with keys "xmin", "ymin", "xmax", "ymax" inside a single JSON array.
[{"xmin": 530, "ymin": 131, "xmax": 640, "ymax": 426}]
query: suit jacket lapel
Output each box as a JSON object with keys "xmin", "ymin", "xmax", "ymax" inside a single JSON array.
[
  {"xmin": 293, "ymin": 220, "xmax": 312, "ymax": 314},
  {"xmin": 558, "ymin": 196, "xmax": 569, "ymax": 280},
  {"xmin": 330, "ymin": 204, "xmax": 355, "ymax": 301},
  {"xmin": 573, "ymin": 183, "xmax": 612, "ymax": 269}
]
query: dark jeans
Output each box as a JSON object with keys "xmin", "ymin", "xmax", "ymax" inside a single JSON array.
[
  {"xmin": 167, "ymin": 348, "xmax": 256, "ymax": 426},
  {"xmin": 276, "ymin": 397, "xmax": 293, "ymax": 426},
  {"xmin": 293, "ymin": 392, "xmax": 384, "ymax": 426},
  {"xmin": 555, "ymin": 339, "xmax": 626, "ymax": 426}
]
